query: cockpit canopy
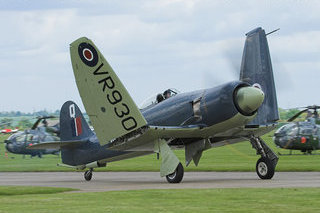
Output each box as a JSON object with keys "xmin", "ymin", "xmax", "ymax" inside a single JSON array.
[
  {"xmin": 275, "ymin": 122, "xmax": 318, "ymax": 137},
  {"xmin": 275, "ymin": 123, "xmax": 298, "ymax": 136},
  {"xmin": 7, "ymin": 131, "xmax": 59, "ymax": 145},
  {"xmin": 140, "ymin": 88, "xmax": 180, "ymax": 109}
]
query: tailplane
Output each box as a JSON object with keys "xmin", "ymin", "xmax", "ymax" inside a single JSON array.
[
  {"xmin": 240, "ymin": 27, "xmax": 279, "ymax": 125},
  {"xmin": 28, "ymin": 101, "xmax": 91, "ymax": 151}
]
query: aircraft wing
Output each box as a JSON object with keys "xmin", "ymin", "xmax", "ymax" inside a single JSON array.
[
  {"xmin": 108, "ymin": 124, "xmax": 211, "ymax": 151},
  {"xmin": 108, "ymin": 123, "xmax": 277, "ymax": 152},
  {"xmin": 70, "ymin": 37, "xmax": 147, "ymax": 145},
  {"xmin": 27, "ymin": 140, "xmax": 86, "ymax": 150}
]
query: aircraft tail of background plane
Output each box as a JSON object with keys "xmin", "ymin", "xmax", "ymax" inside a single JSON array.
[
  {"xmin": 60, "ymin": 100, "xmax": 94, "ymax": 142},
  {"xmin": 240, "ymin": 27, "xmax": 279, "ymax": 126}
]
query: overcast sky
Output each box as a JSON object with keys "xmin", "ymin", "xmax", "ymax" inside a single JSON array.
[{"xmin": 0, "ymin": 0, "xmax": 319, "ymax": 112}]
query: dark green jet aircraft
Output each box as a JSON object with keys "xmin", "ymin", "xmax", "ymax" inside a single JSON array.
[
  {"xmin": 274, "ymin": 105, "xmax": 320, "ymax": 154},
  {"xmin": 30, "ymin": 27, "xmax": 279, "ymax": 183}
]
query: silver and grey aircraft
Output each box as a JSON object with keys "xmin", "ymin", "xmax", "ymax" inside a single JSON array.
[{"xmin": 30, "ymin": 27, "xmax": 279, "ymax": 183}]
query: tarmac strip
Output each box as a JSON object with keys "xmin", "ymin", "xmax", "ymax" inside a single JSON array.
[{"xmin": 0, "ymin": 172, "xmax": 319, "ymax": 192}]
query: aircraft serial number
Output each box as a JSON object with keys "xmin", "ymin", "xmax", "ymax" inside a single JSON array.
[{"xmin": 93, "ymin": 63, "xmax": 137, "ymax": 131}]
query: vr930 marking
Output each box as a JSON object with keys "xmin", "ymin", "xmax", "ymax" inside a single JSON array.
[{"xmin": 90, "ymin": 60, "xmax": 137, "ymax": 131}]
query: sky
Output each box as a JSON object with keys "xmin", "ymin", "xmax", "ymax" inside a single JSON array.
[{"xmin": 0, "ymin": 0, "xmax": 319, "ymax": 112}]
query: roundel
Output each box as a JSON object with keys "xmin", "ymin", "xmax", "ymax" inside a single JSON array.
[{"xmin": 78, "ymin": 42, "xmax": 98, "ymax": 67}]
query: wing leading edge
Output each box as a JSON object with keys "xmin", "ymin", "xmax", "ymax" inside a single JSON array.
[{"xmin": 28, "ymin": 140, "xmax": 87, "ymax": 150}]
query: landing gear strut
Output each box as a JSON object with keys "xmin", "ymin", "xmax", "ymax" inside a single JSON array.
[
  {"xmin": 84, "ymin": 168, "xmax": 93, "ymax": 181},
  {"xmin": 166, "ymin": 163, "xmax": 184, "ymax": 183},
  {"xmin": 250, "ymin": 136, "xmax": 278, "ymax": 179}
]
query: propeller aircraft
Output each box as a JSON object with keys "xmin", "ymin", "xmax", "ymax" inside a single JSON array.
[
  {"xmin": 4, "ymin": 116, "xmax": 60, "ymax": 158},
  {"xmin": 274, "ymin": 105, "xmax": 320, "ymax": 154},
  {"xmin": 30, "ymin": 27, "xmax": 279, "ymax": 183}
]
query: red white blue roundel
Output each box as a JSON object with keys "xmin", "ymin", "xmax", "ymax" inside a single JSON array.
[
  {"xmin": 78, "ymin": 42, "xmax": 98, "ymax": 67},
  {"xmin": 83, "ymin": 48, "xmax": 93, "ymax": 61}
]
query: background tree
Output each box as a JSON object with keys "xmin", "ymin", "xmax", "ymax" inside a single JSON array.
[{"xmin": 18, "ymin": 118, "xmax": 33, "ymax": 129}]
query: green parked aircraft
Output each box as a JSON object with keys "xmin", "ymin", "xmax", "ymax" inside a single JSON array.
[{"xmin": 274, "ymin": 105, "xmax": 320, "ymax": 154}]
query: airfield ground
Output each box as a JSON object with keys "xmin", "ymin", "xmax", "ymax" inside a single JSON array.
[
  {"xmin": 1, "ymin": 171, "xmax": 320, "ymax": 191},
  {"xmin": 0, "ymin": 186, "xmax": 320, "ymax": 213},
  {"xmin": 1, "ymin": 132, "xmax": 320, "ymax": 212}
]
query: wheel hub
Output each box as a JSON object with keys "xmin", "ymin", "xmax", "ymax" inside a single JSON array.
[
  {"xmin": 258, "ymin": 162, "xmax": 268, "ymax": 176},
  {"xmin": 167, "ymin": 171, "xmax": 177, "ymax": 180}
]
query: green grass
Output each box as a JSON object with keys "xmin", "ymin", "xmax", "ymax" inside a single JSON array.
[
  {"xmin": 0, "ymin": 186, "xmax": 74, "ymax": 196},
  {"xmin": 0, "ymin": 187, "xmax": 319, "ymax": 213},
  {"xmin": 1, "ymin": 132, "xmax": 320, "ymax": 172}
]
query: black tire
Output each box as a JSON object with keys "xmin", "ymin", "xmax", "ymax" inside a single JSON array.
[
  {"xmin": 166, "ymin": 163, "xmax": 184, "ymax": 183},
  {"xmin": 256, "ymin": 157, "xmax": 275, "ymax": 179},
  {"xmin": 84, "ymin": 170, "xmax": 93, "ymax": 181}
]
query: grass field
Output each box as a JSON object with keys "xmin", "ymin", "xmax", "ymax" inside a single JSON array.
[
  {"xmin": 0, "ymin": 186, "xmax": 74, "ymax": 196},
  {"xmin": 1, "ymin": 131, "xmax": 319, "ymax": 172},
  {"xmin": 0, "ymin": 186, "xmax": 319, "ymax": 213}
]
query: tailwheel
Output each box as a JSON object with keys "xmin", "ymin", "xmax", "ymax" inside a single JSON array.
[
  {"xmin": 256, "ymin": 157, "xmax": 275, "ymax": 179},
  {"xmin": 166, "ymin": 163, "xmax": 184, "ymax": 183},
  {"xmin": 84, "ymin": 168, "xmax": 93, "ymax": 181}
]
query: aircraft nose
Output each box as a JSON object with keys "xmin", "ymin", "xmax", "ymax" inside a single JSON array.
[
  {"xmin": 5, "ymin": 142, "xmax": 14, "ymax": 152},
  {"xmin": 235, "ymin": 86, "xmax": 265, "ymax": 115}
]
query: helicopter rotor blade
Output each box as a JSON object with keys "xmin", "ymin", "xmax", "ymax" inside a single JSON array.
[
  {"xmin": 31, "ymin": 118, "xmax": 42, "ymax": 130},
  {"xmin": 287, "ymin": 109, "xmax": 309, "ymax": 122},
  {"xmin": 31, "ymin": 116, "xmax": 56, "ymax": 130}
]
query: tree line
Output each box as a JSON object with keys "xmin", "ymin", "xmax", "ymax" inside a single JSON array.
[{"xmin": 0, "ymin": 110, "xmax": 60, "ymax": 117}]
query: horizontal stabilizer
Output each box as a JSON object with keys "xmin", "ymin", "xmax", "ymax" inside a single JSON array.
[{"xmin": 27, "ymin": 140, "xmax": 87, "ymax": 150}]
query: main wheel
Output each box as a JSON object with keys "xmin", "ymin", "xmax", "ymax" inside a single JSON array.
[
  {"xmin": 84, "ymin": 170, "xmax": 93, "ymax": 181},
  {"xmin": 256, "ymin": 157, "xmax": 275, "ymax": 179},
  {"xmin": 166, "ymin": 163, "xmax": 184, "ymax": 183}
]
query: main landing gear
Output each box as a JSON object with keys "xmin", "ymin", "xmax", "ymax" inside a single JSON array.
[
  {"xmin": 166, "ymin": 163, "xmax": 184, "ymax": 183},
  {"xmin": 84, "ymin": 168, "xmax": 93, "ymax": 181},
  {"xmin": 250, "ymin": 136, "xmax": 278, "ymax": 179}
]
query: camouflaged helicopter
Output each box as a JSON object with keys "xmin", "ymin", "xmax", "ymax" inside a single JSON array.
[
  {"xmin": 4, "ymin": 116, "xmax": 60, "ymax": 158},
  {"xmin": 274, "ymin": 105, "xmax": 320, "ymax": 154}
]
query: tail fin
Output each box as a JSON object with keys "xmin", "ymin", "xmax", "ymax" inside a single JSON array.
[
  {"xmin": 240, "ymin": 27, "xmax": 279, "ymax": 125},
  {"xmin": 69, "ymin": 37, "xmax": 147, "ymax": 145},
  {"xmin": 60, "ymin": 101, "xmax": 94, "ymax": 141}
]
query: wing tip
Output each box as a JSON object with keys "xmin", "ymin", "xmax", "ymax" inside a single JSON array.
[{"xmin": 70, "ymin": 37, "xmax": 90, "ymax": 47}]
